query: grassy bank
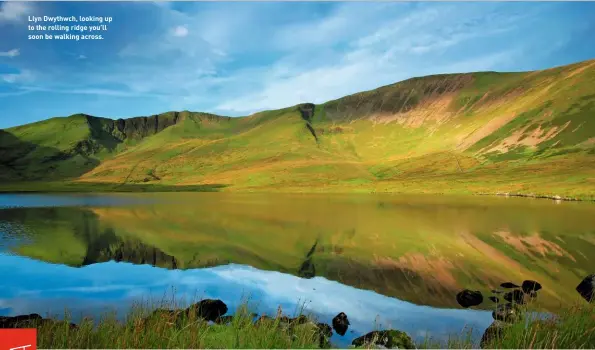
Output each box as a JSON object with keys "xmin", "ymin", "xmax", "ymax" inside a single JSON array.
[{"xmin": 5, "ymin": 299, "xmax": 594, "ymax": 349}]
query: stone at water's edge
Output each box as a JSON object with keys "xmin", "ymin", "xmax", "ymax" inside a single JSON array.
[
  {"xmin": 352, "ymin": 330, "xmax": 415, "ymax": 349},
  {"xmin": 187, "ymin": 299, "xmax": 228, "ymax": 322},
  {"xmin": 332, "ymin": 312, "xmax": 350, "ymax": 336},
  {"xmin": 492, "ymin": 303, "xmax": 521, "ymax": 323},
  {"xmin": 521, "ymin": 280, "xmax": 542, "ymax": 294},
  {"xmin": 456, "ymin": 289, "xmax": 483, "ymax": 308},
  {"xmin": 576, "ymin": 274, "xmax": 595, "ymax": 303},
  {"xmin": 503, "ymin": 289, "xmax": 525, "ymax": 304}
]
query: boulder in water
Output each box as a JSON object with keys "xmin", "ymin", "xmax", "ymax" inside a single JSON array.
[
  {"xmin": 500, "ymin": 282, "xmax": 520, "ymax": 289},
  {"xmin": 332, "ymin": 312, "xmax": 350, "ymax": 336},
  {"xmin": 456, "ymin": 289, "xmax": 483, "ymax": 308},
  {"xmin": 503, "ymin": 289, "xmax": 525, "ymax": 304},
  {"xmin": 352, "ymin": 330, "xmax": 415, "ymax": 349},
  {"xmin": 576, "ymin": 274, "xmax": 595, "ymax": 303},
  {"xmin": 521, "ymin": 280, "xmax": 542, "ymax": 294},
  {"xmin": 186, "ymin": 299, "xmax": 228, "ymax": 322}
]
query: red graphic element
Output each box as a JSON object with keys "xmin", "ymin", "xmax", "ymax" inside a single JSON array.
[{"xmin": 0, "ymin": 329, "xmax": 37, "ymax": 350}]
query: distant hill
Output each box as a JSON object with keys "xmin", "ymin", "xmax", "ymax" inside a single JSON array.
[{"xmin": 1, "ymin": 59, "xmax": 594, "ymax": 197}]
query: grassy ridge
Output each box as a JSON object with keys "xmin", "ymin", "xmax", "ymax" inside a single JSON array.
[{"xmin": 1, "ymin": 59, "xmax": 594, "ymax": 195}]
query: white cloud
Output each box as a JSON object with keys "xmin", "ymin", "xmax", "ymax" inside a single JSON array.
[
  {"xmin": 214, "ymin": 3, "xmax": 526, "ymax": 114},
  {"xmin": 171, "ymin": 25, "xmax": 188, "ymax": 37},
  {"xmin": 0, "ymin": 2, "xmax": 33, "ymax": 22},
  {"xmin": 0, "ymin": 48, "xmax": 19, "ymax": 58},
  {"xmin": 1, "ymin": 69, "xmax": 34, "ymax": 84}
]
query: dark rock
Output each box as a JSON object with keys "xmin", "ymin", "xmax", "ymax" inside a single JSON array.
[
  {"xmin": 521, "ymin": 280, "xmax": 542, "ymax": 294},
  {"xmin": 456, "ymin": 289, "xmax": 483, "ymax": 308},
  {"xmin": 492, "ymin": 303, "xmax": 521, "ymax": 323},
  {"xmin": 289, "ymin": 315, "xmax": 309, "ymax": 325},
  {"xmin": 480, "ymin": 321, "xmax": 508, "ymax": 348},
  {"xmin": 0, "ymin": 314, "xmax": 77, "ymax": 329},
  {"xmin": 186, "ymin": 299, "xmax": 228, "ymax": 322},
  {"xmin": 352, "ymin": 330, "xmax": 415, "ymax": 349},
  {"xmin": 0, "ymin": 314, "xmax": 42, "ymax": 328},
  {"xmin": 491, "ymin": 289, "xmax": 504, "ymax": 294},
  {"xmin": 576, "ymin": 274, "xmax": 595, "ymax": 303},
  {"xmin": 332, "ymin": 312, "xmax": 350, "ymax": 336},
  {"xmin": 500, "ymin": 282, "xmax": 520, "ymax": 289},
  {"xmin": 503, "ymin": 289, "xmax": 525, "ymax": 304},
  {"xmin": 214, "ymin": 315, "xmax": 234, "ymax": 324},
  {"xmin": 488, "ymin": 296, "xmax": 500, "ymax": 303}
]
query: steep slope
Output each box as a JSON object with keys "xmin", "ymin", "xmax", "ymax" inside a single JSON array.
[
  {"xmin": 1, "ymin": 59, "xmax": 595, "ymax": 196},
  {"xmin": 0, "ymin": 111, "xmax": 221, "ymax": 180}
]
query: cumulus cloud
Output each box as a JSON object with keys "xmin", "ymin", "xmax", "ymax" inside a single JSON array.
[{"xmin": 0, "ymin": 2, "xmax": 33, "ymax": 22}]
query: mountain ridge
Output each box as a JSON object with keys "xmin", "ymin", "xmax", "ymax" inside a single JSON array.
[{"xmin": 1, "ymin": 58, "xmax": 594, "ymax": 197}]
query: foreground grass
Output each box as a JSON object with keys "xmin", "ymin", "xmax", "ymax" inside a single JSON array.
[
  {"xmin": 9, "ymin": 300, "xmax": 593, "ymax": 349},
  {"xmin": 482, "ymin": 304, "xmax": 595, "ymax": 349},
  {"xmin": 35, "ymin": 304, "xmax": 321, "ymax": 349},
  {"xmin": 423, "ymin": 303, "xmax": 595, "ymax": 349}
]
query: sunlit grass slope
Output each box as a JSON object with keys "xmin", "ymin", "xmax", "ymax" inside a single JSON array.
[{"xmin": 1, "ymin": 59, "xmax": 594, "ymax": 196}]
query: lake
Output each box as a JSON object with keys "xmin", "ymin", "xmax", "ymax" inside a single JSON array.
[{"xmin": 1, "ymin": 192, "xmax": 594, "ymax": 347}]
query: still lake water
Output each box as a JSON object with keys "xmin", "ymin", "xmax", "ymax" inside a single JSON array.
[{"xmin": 1, "ymin": 193, "xmax": 594, "ymax": 346}]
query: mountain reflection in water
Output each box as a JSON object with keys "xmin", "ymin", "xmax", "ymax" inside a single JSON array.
[{"xmin": 0, "ymin": 192, "xmax": 594, "ymax": 346}]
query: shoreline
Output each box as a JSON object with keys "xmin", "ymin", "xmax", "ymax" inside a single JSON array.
[{"xmin": 0, "ymin": 183, "xmax": 594, "ymax": 203}]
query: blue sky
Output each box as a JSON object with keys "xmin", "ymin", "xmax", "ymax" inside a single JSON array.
[{"xmin": 0, "ymin": 1, "xmax": 594, "ymax": 129}]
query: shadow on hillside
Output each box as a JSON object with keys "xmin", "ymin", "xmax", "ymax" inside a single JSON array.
[{"xmin": 0, "ymin": 129, "xmax": 100, "ymax": 181}]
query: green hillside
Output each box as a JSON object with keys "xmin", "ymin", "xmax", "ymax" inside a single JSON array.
[{"xmin": 1, "ymin": 59, "xmax": 595, "ymax": 197}]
